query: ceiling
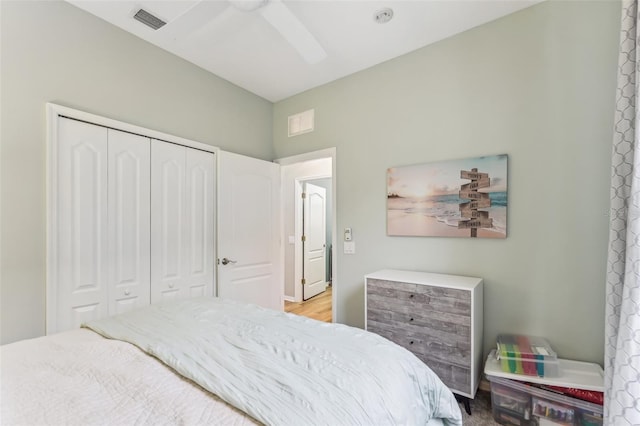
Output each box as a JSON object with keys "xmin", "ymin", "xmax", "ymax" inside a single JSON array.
[{"xmin": 67, "ymin": 0, "xmax": 541, "ymax": 102}]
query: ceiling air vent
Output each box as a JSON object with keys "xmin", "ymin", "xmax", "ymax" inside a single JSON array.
[{"xmin": 133, "ymin": 9, "xmax": 166, "ymax": 30}]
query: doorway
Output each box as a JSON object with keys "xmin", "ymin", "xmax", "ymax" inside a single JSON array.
[
  {"xmin": 301, "ymin": 179, "xmax": 330, "ymax": 300},
  {"xmin": 276, "ymin": 148, "xmax": 336, "ymax": 323},
  {"xmin": 283, "ymin": 286, "xmax": 332, "ymax": 322}
]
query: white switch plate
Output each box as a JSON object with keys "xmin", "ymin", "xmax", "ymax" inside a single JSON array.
[{"xmin": 344, "ymin": 241, "xmax": 355, "ymax": 254}]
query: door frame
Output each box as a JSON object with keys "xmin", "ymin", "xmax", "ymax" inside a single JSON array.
[{"xmin": 276, "ymin": 148, "xmax": 337, "ymax": 321}]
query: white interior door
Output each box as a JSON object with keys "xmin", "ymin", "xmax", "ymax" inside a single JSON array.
[
  {"xmin": 217, "ymin": 151, "xmax": 281, "ymax": 310},
  {"xmin": 303, "ymin": 182, "xmax": 327, "ymax": 300},
  {"xmin": 107, "ymin": 129, "xmax": 151, "ymax": 315},
  {"xmin": 54, "ymin": 118, "xmax": 109, "ymax": 332}
]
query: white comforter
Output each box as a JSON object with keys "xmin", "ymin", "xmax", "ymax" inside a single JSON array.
[
  {"xmin": 1, "ymin": 328, "xmax": 258, "ymax": 425},
  {"xmin": 2, "ymin": 297, "xmax": 462, "ymax": 426}
]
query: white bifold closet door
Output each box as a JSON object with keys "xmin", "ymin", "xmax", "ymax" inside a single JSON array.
[
  {"xmin": 150, "ymin": 140, "xmax": 215, "ymax": 303},
  {"xmin": 55, "ymin": 120, "xmax": 151, "ymax": 331},
  {"xmin": 51, "ymin": 117, "xmax": 214, "ymax": 334},
  {"xmin": 56, "ymin": 119, "xmax": 110, "ymax": 331},
  {"xmin": 108, "ymin": 129, "xmax": 151, "ymax": 315}
]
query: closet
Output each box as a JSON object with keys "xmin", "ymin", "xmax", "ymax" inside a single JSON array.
[{"xmin": 48, "ymin": 117, "xmax": 215, "ymax": 334}]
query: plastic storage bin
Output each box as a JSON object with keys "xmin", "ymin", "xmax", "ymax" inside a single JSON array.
[
  {"xmin": 497, "ymin": 334, "xmax": 560, "ymax": 378},
  {"xmin": 486, "ymin": 375, "xmax": 603, "ymax": 426},
  {"xmin": 485, "ymin": 350, "xmax": 604, "ymax": 426}
]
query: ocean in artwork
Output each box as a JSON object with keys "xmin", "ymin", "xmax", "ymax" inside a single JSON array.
[{"xmin": 387, "ymin": 155, "xmax": 508, "ymax": 238}]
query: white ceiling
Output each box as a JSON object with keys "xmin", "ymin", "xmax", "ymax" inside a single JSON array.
[{"xmin": 67, "ymin": 0, "xmax": 541, "ymax": 102}]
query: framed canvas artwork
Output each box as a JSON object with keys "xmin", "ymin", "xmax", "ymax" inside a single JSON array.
[{"xmin": 387, "ymin": 154, "xmax": 508, "ymax": 238}]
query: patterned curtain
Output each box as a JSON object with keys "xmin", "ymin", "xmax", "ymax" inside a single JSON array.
[{"xmin": 605, "ymin": 1, "xmax": 640, "ymax": 423}]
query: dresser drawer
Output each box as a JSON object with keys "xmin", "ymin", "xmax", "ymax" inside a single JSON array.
[
  {"xmin": 365, "ymin": 323, "xmax": 473, "ymax": 391},
  {"xmin": 366, "ymin": 315, "xmax": 471, "ymax": 367},
  {"xmin": 367, "ymin": 278, "xmax": 421, "ymax": 304},
  {"xmin": 368, "ymin": 278, "xmax": 471, "ymax": 316},
  {"xmin": 368, "ymin": 305, "xmax": 470, "ymax": 339},
  {"xmin": 416, "ymin": 355, "xmax": 472, "ymax": 392}
]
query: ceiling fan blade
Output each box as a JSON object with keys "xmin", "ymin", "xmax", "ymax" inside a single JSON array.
[
  {"xmin": 228, "ymin": 0, "xmax": 269, "ymax": 12},
  {"xmin": 160, "ymin": 0, "xmax": 230, "ymax": 40},
  {"xmin": 258, "ymin": 0, "xmax": 327, "ymax": 64}
]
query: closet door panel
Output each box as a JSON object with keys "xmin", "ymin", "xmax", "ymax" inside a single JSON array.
[
  {"xmin": 151, "ymin": 140, "xmax": 187, "ymax": 303},
  {"xmin": 56, "ymin": 118, "xmax": 108, "ymax": 332},
  {"xmin": 185, "ymin": 149, "xmax": 215, "ymax": 297},
  {"xmin": 108, "ymin": 129, "xmax": 151, "ymax": 315}
]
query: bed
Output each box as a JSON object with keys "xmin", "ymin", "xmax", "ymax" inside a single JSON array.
[{"xmin": 1, "ymin": 297, "xmax": 462, "ymax": 425}]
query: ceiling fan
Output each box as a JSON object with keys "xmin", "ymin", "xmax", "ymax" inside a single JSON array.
[{"xmin": 135, "ymin": 0, "xmax": 327, "ymax": 64}]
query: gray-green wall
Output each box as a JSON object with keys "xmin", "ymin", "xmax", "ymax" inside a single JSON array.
[
  {"xmin": 1, "ymin": 0, "xmax": 622, "ymax": 365},
  {"xmin": 0, "ymin": 0, "xmax": 273, "ymax": 344},
  {"xmin": 273, "ymin": 1, "xmax": 620, "ymax": 364}
]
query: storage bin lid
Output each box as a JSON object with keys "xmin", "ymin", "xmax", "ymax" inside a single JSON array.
[
  {"xmin": 485, "ymin": 350, "xmax": 604, "ymax": 392},
  {"xmin": 497, "ymin": 334, "xmax": 557, "ymax": 361}
]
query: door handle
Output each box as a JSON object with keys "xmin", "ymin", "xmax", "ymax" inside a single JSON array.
[{"xmin": 221, "ymin": 257, "xmax": 237, "ymax": 265}]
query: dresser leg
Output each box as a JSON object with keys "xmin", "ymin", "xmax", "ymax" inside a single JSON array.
[{"xmin": 455, "ymin": 394, "xmax": 472, "ymax": 415}]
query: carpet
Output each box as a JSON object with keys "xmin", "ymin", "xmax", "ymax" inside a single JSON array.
[{"xmin": 459, "ymin": 390, "xmax": 500, "ymax": 425}]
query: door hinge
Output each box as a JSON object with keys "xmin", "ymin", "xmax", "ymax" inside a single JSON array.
[
  {"xmin": 302, "ymin": 192, "xmax": 306, "ymax": 199},
  {"xmin": 301, "ymin": 235, "xmax": 306, "ymax": 242},
  {"xmin": 301, "ymin": 278, "xmax": 306, "ymax": 285}
]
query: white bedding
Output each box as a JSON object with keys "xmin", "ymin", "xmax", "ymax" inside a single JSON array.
[
  {"xmin": 1, "ymin": 328, "xmax": 258, "ymax": 425},
  {"xmin": 1, "ymin": 297, "xmax": 462, "ymax": 426}
]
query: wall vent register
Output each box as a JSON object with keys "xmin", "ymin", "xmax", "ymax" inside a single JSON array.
[
  {"xmin": 133, "ymin": 9, "xmax": 167, "ymax": 30},
  {"xmin": 288, "ymin": 109, "xmax": 314, "ymax": 137}
]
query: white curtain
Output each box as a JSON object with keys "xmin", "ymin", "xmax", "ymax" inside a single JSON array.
[{"xmin": 605, "ymin": 1, "xmax": 640, "ymax": 424}]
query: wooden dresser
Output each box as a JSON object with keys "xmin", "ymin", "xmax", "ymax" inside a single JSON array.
[{"xmin": 365, "ymin": 269, "xmax": 483, "ymax": 399}]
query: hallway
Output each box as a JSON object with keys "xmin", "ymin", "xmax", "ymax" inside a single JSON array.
[{"xmin": 284, "ymin": 286, "xmax": 332, "ymax": 323}]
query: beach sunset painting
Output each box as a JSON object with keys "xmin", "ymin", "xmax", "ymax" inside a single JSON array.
[{"xmin": 387, "ymin": 154, "xmax": 508, "ymax": 238}]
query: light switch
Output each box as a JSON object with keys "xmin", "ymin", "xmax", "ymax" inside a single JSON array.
[
  {"xmin": 344, "ymin": 227, "xmax": 352, "ymax": 241},
  {"xmin": 344, "ymin": 241, "xmax": 355, "ymax": 254}
]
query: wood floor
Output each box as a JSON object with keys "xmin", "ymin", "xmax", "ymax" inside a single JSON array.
[{"xmin": 284, "ymin": 286, "xmax": 332, "ymax": 323}]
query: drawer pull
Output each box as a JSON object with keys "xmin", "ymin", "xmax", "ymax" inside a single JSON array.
[
  {"xmin": 409, "ymin": 317, "xmax": 414, "ymax": 322},
  {"xmin": 409, "ymin": 294, "xmax": 414, "ymax": 299},
  {"xmin": 409, "ymin": 340, "xmax": 414, "ymax": 345}
]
